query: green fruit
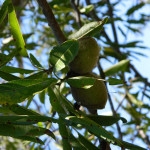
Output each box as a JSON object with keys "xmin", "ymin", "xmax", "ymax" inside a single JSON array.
[
  {"xmin": 69, "ymin": 37, "xmax": 100, "ymax": 74},
  {"xmin": 71, "ymin": 72, "xmax": 107, "ymax": 109}
]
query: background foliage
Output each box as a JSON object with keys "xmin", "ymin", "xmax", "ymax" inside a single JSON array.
[{"xmin": 0, "ymin": 0, "xmax": 150, "ymax": 149}]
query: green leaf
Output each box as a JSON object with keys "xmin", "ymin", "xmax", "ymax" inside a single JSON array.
[
  {"xmin": 8, "ymin": 0, "xmax": 28, "ymax": 57},
  {"xmin": 9, "ymin": 78, "xmax": 52, "ymax": 87},
  {"xmin": 25, "ymin": 71, "xmax": 46, "ymax": 79},
  {"xmin": 0, "ymin": 115, "xmax": 57, "ymax": 125},
  {"xmin": 127, "ymin": 92, "xmax": 143, "ymax": 107},
  {"xmin": 2, "ymin": 104, "xmax": 41, "ymax": 115},
  {"xmin": 103, "ymin": 47, "xmax": 123, "ymax": 59},
  {"xmin": 0, "ymin": 0, "xmax": 8, "ymax": 24},
  {"xmin": 87, "ymin": 115, "xmax": 127, "ymax": 126},
  {"xmin": 68, "ymin": 17, "xmax": 108, "ymax": 39},
  {"xmin": 80, "ymin": 5, "xmax": 94, "ymax": 14},
  {"xmin": 0, "ymin": 66, "xmax": 35, "ymax": 74},
  {"xmin": 59, "ymin": 117, "xmax": 72, "ymax": 150},
  {"xmin": 0, "ymin": 78, "xmax": 56, "ymax": 105},
  {"xmin": 68, "ymin": 134, "xmax": 87, "ymax": 150},
  {"xmin": 39, "ymin": 90, "xmax": 46, "ymax": 104},
  {"xmin": 48, "ymin": 86, "xmax": 66, "ymax": 114},
  {"xmin": 107, "ymin": 78, "xmax": 123, "ymax": 85},
  {"xmin": 66, "ymin": 76, "xmax": 99, "ymax": 89},
  {"xmin": 0, "ymin": 52, "xmax": 18, "ymax": 68},
  {"xmin": 0, "ymin": 124, "xmax": 55, "ymax": 140},
  {"xmin": 63, "ymin": 116, "xmax": 122, "ymax": 146},
  {"xmin": 126, "ymin": 2, "xmax": 145, "ymax": 16},
  {"xmin": 15, "ymin": 136, "xmax": 44, "ymax": 145},
  {"xmin": 118, "ymin": 141, "xmax": 146, "ymax": 150},
  {"xmin": 0, "ymin": 70, "xmax": 20, "ymax": 81},
  {"xmin": 104, "ymin": 59, "xmax": 130, "ymax": 76},
  {"xmin": 49, "ymin": 39, "xmax": 79, "ymax": 72},
  {"xmin": 77, "ymin": 132, "xmax": 98, "ymax": 150},
  {"xmin": 29, "ymin": 53, "xmax": 44, "ymax": 69}
]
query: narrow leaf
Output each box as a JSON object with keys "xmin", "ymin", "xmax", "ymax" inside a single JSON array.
[
  {"xmin": 119, "ymin": 140, "xmax": 146, "ymax": 150},
  {"xmin": 0, "ymin": 66, "xmax": 35, "ymax": 74},
  {"xmin": 80, "ymin": 5, "xmax": 94, "ymax": 14},
  {"xmin": 64, "ymin": 116, "xmax": 122, "ymax": 146},
  {"xmin": 59, "ymin": 117, "xmax": 72, "ymax": 150},
  {"xmin": 127, "ymin": 92, "xmax": 143, "ymax": 107},
  {"xmin": 16, "ymin": 136, "xmax": 44, "ymax": 144},
  {"xmin": 68, "ymin": 134, "xmax": 87, "ymax": 150},
  {"xmin": 87, "ymin": 115, "xmax": 127, "ymax": 126},
  {"xmin": 0, "ymin": 115, "xmax": 57, "ymax": 124},
  {"xmin": 77, "ymin": 132, "xmax": 98, "ymax": 150},
  {"xmin": 0, "ymin": 78, "xmax": 56, "ymax": 105},
  {"xmin": 0, "ymin": 0, "xmax": 8, "ymax": 24},
  {"xmin": 107, "ymin": 78, "xmax": 123, "ymax": 85},
  {"xmin": 0, "ymin": 70, "xmax": 20, "ymax": 81},
  {"xmin": 48, "ymin": 86, "xmax": 66, "ymax": 114},
  {"xmin": 8, "ymin": 0, "xmax": 28, "ymax": 57},
  {"xmin": 66, "ymin": 76, "xmax": 98, "ymax": 88},
  {"xmin": 2, "ymin": 104, "xmax": 41, "ymax": 115},
  {"xmin": 104, "ymin": 59, "xmax": 130, "ymax": 76},
  {"xmin": 49, "ymin": 39, "xmax": 79, "ymax": 72},
  {"xmin": 29, "ymin": 54, "xmax": 43, "ymax": 69},
  {"xmin": 126, "ymin": 3, "xmax": 145, "ymax": 16},
  {"xmin": 68, "ymin": 17, "xmax": 108, "ymax": 39}
]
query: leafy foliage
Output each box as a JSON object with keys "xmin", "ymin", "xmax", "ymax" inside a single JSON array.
[{"xmin": 0, "ymin": 0, "xmax": 149, "ymax": 149}]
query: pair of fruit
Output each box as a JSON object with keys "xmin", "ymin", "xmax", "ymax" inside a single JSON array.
[{"xmin": 69, "ymin": 37, "xmax": 108, "ymax": 110}]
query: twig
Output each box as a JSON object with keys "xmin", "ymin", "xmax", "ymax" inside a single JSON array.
[
  {"xmin": 116, "ymin": 94, "xmax": 127, "ymax": 112},
  {"xmin": 36, "ymin": 0, "xmax": 66, "ymax": 44},
  {"xmin": 136, "ymin": 125, "xmax": 150, "ymax": 149},
  {"xmin": 70, "ymin": 0, "xmax": 82, "ymax": 28}
]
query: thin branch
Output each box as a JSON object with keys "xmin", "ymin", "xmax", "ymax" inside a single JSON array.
[
  {"xmin": 70, "ymin": 0, "xmax": 82, "ymax": 28},
  {"xmin": 36, "ymin": 0, "xmax": 66, "ymax": 44},
  {"xmin": 116, "ymin": 93, "xmax": 127, "ymax": 112},
  {"xmin": 106, "ymin": 0, "xmax": 119, "ymax": 46}
]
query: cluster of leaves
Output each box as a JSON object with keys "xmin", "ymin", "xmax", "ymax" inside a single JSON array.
[{"xmin": 0, "ymin": 0, "xmax": 150, "ymax": 149}]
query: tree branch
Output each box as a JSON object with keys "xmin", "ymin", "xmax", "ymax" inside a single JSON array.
[
  {"xmin": 36, "ymin": 0, "xmax": 66, "ymax": 44},
  {"xmin": 70, "ymin": 0, "xmax": 82, "ymax": 28}
]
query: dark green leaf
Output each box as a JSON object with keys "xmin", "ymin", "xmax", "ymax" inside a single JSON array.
[
  {"xmin": 119, "ymin": 140, "xmax": 146, "ymax": 150},
  {"xmin": 0, "ymin": 124, "xmax": 55, "ymax": 140},
  {"xmin": 2, "ymin": 104, "xmax": 41, "ymax": 115},
  {"xmin": 107, "ymin": 78, "xmax": 123, "ymax": 85},
  {"xmin": 87, "ymin": 115, "xmax": 127, "ymax": 126},
  {"xmin": 29, "ymin": 53, "xmax": 43, "ymax": 69},
  {"xmin": 69, "ymin": 17, "xmax": 108, "ymax": 39},
  {"xmin": 126, "ymin": 3, "xmax": 145, "ymax": 16},
  {"xmin": 0, "ymin": 70, "xmax": 20, "ymax": 81},
  {"xmin": 63, "ymin": 116, "xmax": 122, "ymax": 146},
  {"xmin": 59, "ymin": 117, "xmax": 72, "ymax": 150},
  {"xmin": 0, "ymin": 78, "xmax": 56, "ymax": 104},
  {"xmin": 48, "ymin": 86, "xmax": 66, "ymax": 114},
  {"xmin": 39, "ymin": 90, "xmax": 46, "ymax": 104},
  {"xmin": 49, "ymin": 39, "xmax": 79, "ymax": 72},
  {"xmin": 16, "ymin": 136, "xmax": 44, "ymax": 145},
  {"xmin": 77, "ymin": 132, "xmax": 98, "ymax": 150},
  {"xmin": 68, "ymin": 134, "xmax": 87, "ymax": 150},
  {"xmin": 0, "ymin": 66, "xmax": 35, "ymax": 74},
  {"xmin": 0, "ymin": 0, "xmax": 8, "ymax": 24},
  {"xmin": 0, "ymin": 115, "xmax": 57, "ymax": 124}
]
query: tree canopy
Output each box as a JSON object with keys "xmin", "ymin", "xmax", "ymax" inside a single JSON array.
[{"xmin": 0, "ymin": 0, "xmax": 150, "ymax": 149}]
